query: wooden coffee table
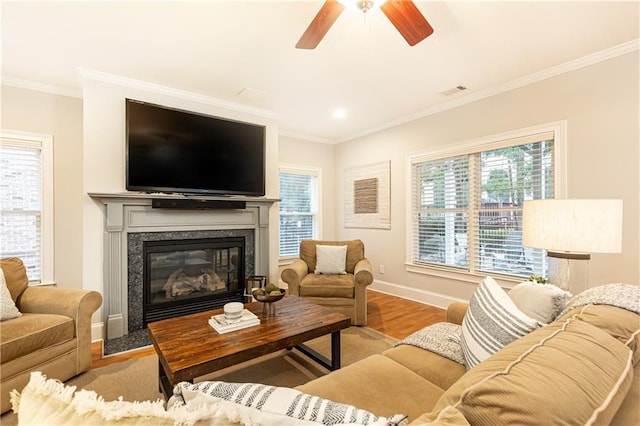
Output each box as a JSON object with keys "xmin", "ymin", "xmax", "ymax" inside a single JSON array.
[{"xmin": 147, "ymin": 296, "xmax": 352, "ymax": 398}]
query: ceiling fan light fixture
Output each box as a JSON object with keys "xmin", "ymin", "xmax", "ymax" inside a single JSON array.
[
  {"xmin": 356, "ymin": 0, "xmax": 375, "ymax": 13},
  {"xmin": 337, "ymin": 0, "xmax": 380, "ymax": 13},
  {"xmin": 297, "ymin": 0, "xmax": 433, "ymax": 49}
]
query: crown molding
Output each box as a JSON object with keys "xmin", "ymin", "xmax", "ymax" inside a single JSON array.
[
  {"xmin": 337, "ymin": 39, "xmax": 640, "ymax": 143},
  {"xmin": 278, "ymin": 130, "xmax": 335, "ymax": 145},
  {"xmin": 3, "ymin": 38, "xmax": 637, "ymax": 143},
  {"xmin": 1, "ymin": 76, "xmax": 82, "ymax": 99},
  {"xmin": 76, "ymin": 68, "xmax": 281, "ymax": 121}
]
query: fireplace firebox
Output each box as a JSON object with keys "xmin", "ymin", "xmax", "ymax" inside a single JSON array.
[{"xmin": 142, "ymin": 237, "xmax": 245, "ymax": 325}]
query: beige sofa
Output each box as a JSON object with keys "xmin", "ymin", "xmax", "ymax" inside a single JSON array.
[
  {"xmin": 296, "ymin": 297, "xmax": 640, "ymax": 425},
  {"xmin": 9, "ymin": 283, "xmax": 639, "ymax": 425},
  {"xmin": 281, "ymin": 239, "xmax": 373, "ymax": 326},
  {"xmin": 0, "ymin": 257, "xmax": 102, "ymax": 414}
]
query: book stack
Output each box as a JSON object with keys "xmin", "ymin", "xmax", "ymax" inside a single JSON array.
[{"xmin": 208, "ymin": 309, "xmax": 260, "ymax": 334}]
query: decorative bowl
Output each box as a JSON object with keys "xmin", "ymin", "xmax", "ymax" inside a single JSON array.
[
  {"xmin": 223, "ymin": 302, "xmax": 244, "ymax": 320},
  {"xmin": 252, "ymin": 288, "xmax": 286, "ymax": 303}
]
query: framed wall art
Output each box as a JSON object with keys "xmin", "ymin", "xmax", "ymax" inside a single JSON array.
[{"xmin": 344, "ymin": 161, "xmax": 390, "ymax": 229}]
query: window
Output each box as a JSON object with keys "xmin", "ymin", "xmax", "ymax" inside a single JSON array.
[
  {"xmin": 279, "ymin": 165, "xmax": 320, "ymax": 257},
  {"xmin": 0, "ymin": 130, "xmax": 54, "ymax": 284},
  {"xmin": 408, "ymin": 122, "xmax": 565, "ymax": 280}
]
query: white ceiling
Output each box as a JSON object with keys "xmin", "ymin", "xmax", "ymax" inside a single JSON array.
[{"xmin": 2, "ymin": 1, "xmax": 639, "ymax": 143}]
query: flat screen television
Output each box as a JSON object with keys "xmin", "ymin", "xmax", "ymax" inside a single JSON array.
[{"xmin": 126, "ymin": 99, "xmax": 266, "ymax": 196}]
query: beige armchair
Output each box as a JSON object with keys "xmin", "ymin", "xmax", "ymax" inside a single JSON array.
[
  {"xmin": 0, "ymin": 257, "xmax": 102, "ymax": 413},
  {"xmin": 281, "ymin": 240, "xmax": 373, "ymax": 326}
]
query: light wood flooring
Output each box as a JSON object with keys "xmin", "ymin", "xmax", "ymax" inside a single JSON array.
[{"xmin": 92, "ymin": 290, "xmax": 446, "ymax": 369}]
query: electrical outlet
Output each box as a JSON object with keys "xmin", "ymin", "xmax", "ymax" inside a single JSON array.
[{"xmin": 379, "ymin": 264, "xmax": 385, "ymax": 274}]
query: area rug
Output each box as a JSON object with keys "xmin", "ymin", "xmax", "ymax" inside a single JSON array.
[{"xmin": 1, "ymin": 326, "xmax": 396, "ymax": 425}]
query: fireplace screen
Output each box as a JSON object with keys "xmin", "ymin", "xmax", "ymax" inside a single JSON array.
[{"xmin": 143, "ymin": 237, "xmax": 244, "ymax": 324}]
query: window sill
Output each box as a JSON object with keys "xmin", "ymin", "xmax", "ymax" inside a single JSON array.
[
  {"xmin": 28, "ymin": 281, "xmax": 57, "ymax": 287},
  {"xmin": 405, "ymin": 263, "xmax": 523, "ymax": 289}
]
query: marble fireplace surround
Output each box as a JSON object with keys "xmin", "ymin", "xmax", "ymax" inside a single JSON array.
[{"xmin": 89, "ymin": 192, "xmax": 278, "ymax": 340}]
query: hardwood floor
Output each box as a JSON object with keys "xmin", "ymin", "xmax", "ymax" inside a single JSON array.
[
  {"xmin": 366, "ymin": 290, "xmax": 446, "ymax": 340},
  {"xmin": 91, "ymin": 290, "xmax": 446, "ymax": 368}
]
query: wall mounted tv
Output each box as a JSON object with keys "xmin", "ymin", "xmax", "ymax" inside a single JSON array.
[{"xmin": 126, "ymin": 99, "xmax": 266, "ymax": 196}]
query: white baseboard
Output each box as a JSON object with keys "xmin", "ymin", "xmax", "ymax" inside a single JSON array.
[
  {"xmin": 92, "ymin": 322, "xmax": 104, "ymax": 343},
  {"xmin": 369, "ymin": 279, "xmax": 467, "ymax": 310}
]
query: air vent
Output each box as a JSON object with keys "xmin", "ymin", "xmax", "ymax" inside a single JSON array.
[
  {"xmin": 440, "ymin": 85, "xmax": 468, "ymax": 96},
  {"xmin": 237, "ymin": 87, "xmax": 267, "ymax": 102}
]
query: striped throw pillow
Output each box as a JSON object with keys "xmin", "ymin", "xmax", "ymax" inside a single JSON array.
[
  {"xmin": 176, "ymin": 381, "xmax": 386, "ymax": 425},
  {"xmin": 461, "ymin": 276, "xmax": 541, "ymax": 369}
]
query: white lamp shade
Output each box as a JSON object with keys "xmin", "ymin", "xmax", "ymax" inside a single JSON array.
[{"xmin": 522, "ymin": 199, "xmax": 623, "ymax": 254}]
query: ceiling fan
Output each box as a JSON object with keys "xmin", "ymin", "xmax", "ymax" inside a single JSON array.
[{"xmin": 296, "ymin": 0, "xmax": 434, "ymax": 49}]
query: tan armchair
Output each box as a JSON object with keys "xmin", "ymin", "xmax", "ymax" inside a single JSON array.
[
  {"xmin": 0, "ymin": 257, "xmax": 102, "ymax": 413},
  {"xmin": 281, "ymin": 240, "xmax": 373, "ymax": 326}
]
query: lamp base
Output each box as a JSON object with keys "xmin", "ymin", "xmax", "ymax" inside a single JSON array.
[{"xmin": 547, "ymin": 255, "xmax": 590, "ymax": 295}]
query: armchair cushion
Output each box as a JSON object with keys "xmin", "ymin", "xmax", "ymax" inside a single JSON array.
[
  {"xmin": 314, "ymin": 244, "xmax": 348, "ymax": 275},
  {"xmin": 300, "ymin": 274, "xmax": 355, "ymax": 298}
]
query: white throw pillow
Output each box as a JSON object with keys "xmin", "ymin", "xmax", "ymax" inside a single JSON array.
[
  {"xmin": 1, "ymin": 267, "xmax": 21, "ymax": 321},
  {"xmin": 314, "ymin": 245, "xmax": 348, "ymax": 275},
  {"xmin": 508, "ymin": 281, "xmax": 572, "ymax": 324},
  {"xmin": 461, "ymin": 276, "xmax": 541, "ymax": 369}
]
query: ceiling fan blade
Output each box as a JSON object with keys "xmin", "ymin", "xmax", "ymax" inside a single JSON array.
[
  {"xmin": 380, "ymin": 0, "xmax": 434, "ymax": 46},
  {"xmin": 296, "ymin": 0, "xmax": 346, "ymax": 49}
]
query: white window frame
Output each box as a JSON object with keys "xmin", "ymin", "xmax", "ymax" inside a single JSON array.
[
  {"xmin": 405, "ymin": 121, "xmax": 567, "ymax": 285},
  {"xmin": 278, "ymin": 164, "xmax": 322, "ymax": 259},
  {"xmin": 1, "ymin": 129, "xmax": 54, "ymax": 285}
]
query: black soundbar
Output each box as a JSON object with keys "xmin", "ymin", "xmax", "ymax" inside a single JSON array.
[{"xmin": 151, "ymin": 198, "xmax": 246, "ymax": 210}]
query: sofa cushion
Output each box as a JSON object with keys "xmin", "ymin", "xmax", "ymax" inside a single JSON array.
[
  {"xmin": 1, "ymin": 268, "xmax": 21, "ymax": 321},
  {"xmin": 314, "ymin": 245, "xmax": 348, "ymax": 275},
  {"xmin": 0, "ymin": 257, "xmax": 29, "ymax": 303},
  {"xmin": 300, "ymin": 274, "xmax": 355, "ymax": 299},
  {"xmin": 296, "ymin": 354, "xmax": 446, "ymax": 421},
  {"xmin": 461, "ymin": 276, "xmax": 540, "ymax": 368},
  {"xmin": 431, "ymin": 317, "xmax": 635, "ymax": 425},
  {"xmin": 410, "ymin": 406, "xmax": 470, "ymax": 425},
  {"xmin": 0, "ymin": 313, "xmax": 74, "ymax": 363},
  {"xmin": 559, "ymin": 304, "xmax": 640, "ymax": 346},
  {"xmin": 382, "ymin": 344, "xmax": 466, "ymax": 391},
  {"xmin": 508, "ymin": 281, "xmax": 571, "ymax": 323}
]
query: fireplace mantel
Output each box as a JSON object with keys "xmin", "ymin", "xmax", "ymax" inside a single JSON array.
[{"xmin": 89, "ymin": 192, "xmax": 278, "ymax": 339}]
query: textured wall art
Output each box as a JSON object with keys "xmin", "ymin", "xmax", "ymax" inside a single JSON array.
[{"xmin": 344, "ymin": 161, "xmax": 390, "ymax": 229}]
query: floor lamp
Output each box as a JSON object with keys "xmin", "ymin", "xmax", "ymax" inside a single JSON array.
[{"xmin": 522, "ymin": 199, "xmax": 623, "ymax": 295}]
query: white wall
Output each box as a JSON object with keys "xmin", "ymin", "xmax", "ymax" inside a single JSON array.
[{"xmin": 336, "ymin": 51, "xmax": 640, "ymax": 305}]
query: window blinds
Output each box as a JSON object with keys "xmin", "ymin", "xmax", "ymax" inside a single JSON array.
[
  {"xmin": 410, "ymin": 133, "xmax": 554, "ymax": 279},
  {"xmin": 279, "ymin": 171, "xmax": 317, "ymax": 257},
  {"xmin": 0, "ymin": 141, "xmax": 43, "ymax": 281},
  {"xmin": 412, "ymin": 155, "xmax": 469, "ymax": 267}
]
